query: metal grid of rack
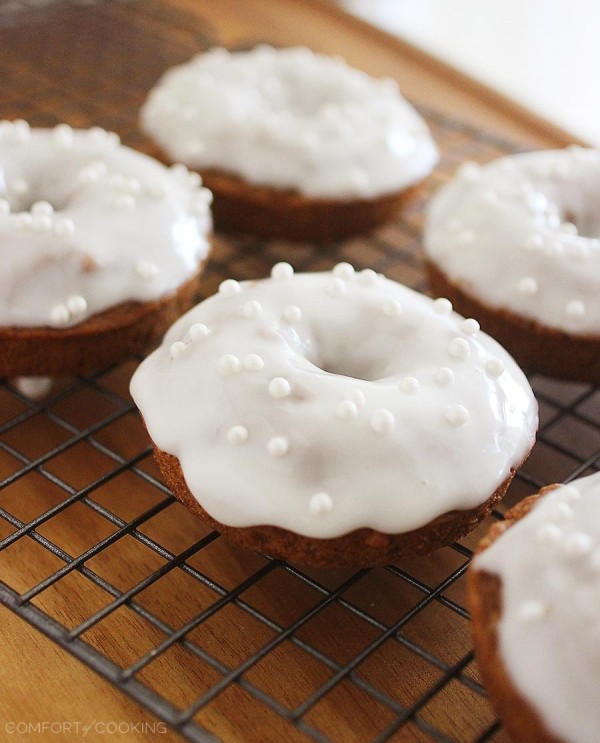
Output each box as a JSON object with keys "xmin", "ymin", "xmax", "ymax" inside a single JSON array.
[{"xmin": 1, "ymin": 1, "xmax": 599, "ymax": 741}]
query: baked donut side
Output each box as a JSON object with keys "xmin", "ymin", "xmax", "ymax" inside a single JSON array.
[
  {"xmin": 426, "ymin": 260, "xmax": 600, "ymax": 383},
  {"xmin": 154, "ymin": 445, "xmax": 525, "ymax": 567}
]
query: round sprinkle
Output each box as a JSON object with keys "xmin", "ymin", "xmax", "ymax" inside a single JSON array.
[
  {"xmin": 518, "ymin": 601, "xmax": 546, "ymax": 622},
  {"xmin": 219, "ymin": 279, "xmax": 241, "ymax": 297},
  {"xmin": 333, "ymin": 262, "xmax": 355, "ymax": 279},
  {"xmin": 444, "ymin": 404, "xmax": 469, "ymax": 427},
  {"xmin": 563, "ymin": 532, "xmax": 593, "ymax": 558},
  {"xmin": 66, "ymin": 295, "xmax": 87, "ymax": 316},
  {"xmin": 283, "ymin": 305, "xmax": 302, "ymax": 323},
  {"xmin": 170, "ymin": 341, "xmax": 187, "ymax": 359},
  {"xmin": 218, "ymin": 354, "xmax": 242, "ymax": 375},
  {"xmin": 566, "ymin": 242, "xmax": 588, "ymax": 260},
  {"xmin": 560, "ymin": 485, "xmax": 581, "ymax": 503},
  {"xmin": 189, "ymin": 323, "xmax": 210, "ymax": 341},
  {"xmin": 382, "ymin": 299, "xmax": 402, "ymax": 317},
  {"xmin": 11, "ymin": 178, "xmax": 29, "ymax": 195},
  {"xmin": 125, "ymin": 176, "xmax": 141, "ymax": 194},
  {"xmin": 227, "ymin": 425, "xmax": 249, "ymax": 445},
  {"xmin": 267, "ymin": 436, "xmax": 290, "ymax": 457},
  {"xmin": 326, "ymin": 277, "xmax": 346, "ymax": 296},
  {"xmin": 336, "ymin": 400, "xmax": 358, "ymax": 420},
  {"xmin": 370, "ymin": 409, "xmax": 395, "ymax": 434},
  {"xmin": 458, "ymin": 161, "xmax": 481, "ymax": 181},
  {"xmin": 348, "ymin": 388, "xmax": 366, "ymax": 407},
  {"xmin": 31, "ymin": 200, "xmax": 54, "ymax": 216},
  {"xmin": 434, "ymin": 367, "xmax": 454, "ymax": 387},
  {"xmin": 0, "ymin": 198, "xmax": 10, "ymax": 215},
  {"xmin": 243, "ymin": 354, "xmax": 264, "ymax": 371},
  {"xmin": 115, "ymin": 194, "xmax": 135, "ymax": 210},
  {"xmin": 14, "ymin": 213, "xmax": 33, "ymax": 228},
  {"xmin": 309, "ymin": 492, "xmax": 333, "ymax": 516},
  {"xmin": 485, "ymin": 358, "xmax": 505, "ymax": 378},
  {"xmin": 135, "ymin": 260, "xmax": 158, "ymax": 281},
  {"xmin": 269, "ymin": 377, "xmax": 291, "ymax": 399},
  {"xmin": 32, "ymin": 215, "xmax": 52, "ymax": 231},
  {"xmin": 461, "ymin": 318, "xmax": 480, "ymax": 336},
  {"xmin": 357, "ymin": 268, "xmax": 377, "ymax": 286},
  {"xmin": 562, "ymin": 221, "xmax": 578, "ymax": 235},
  {"xmin": 50, "ymin": 304, "xmax": 70, "ymax": 326},
  {"xmin": 551, "ymin": 502, "xmax": 574, "ymax": 521},
  {"xmin": 566, "ymin": 300, "xmax": 585, "ymax": 318},
  {"xmin": 399, "ymin": 377, "xmax": 419, "ymax": 394},
  {"xmin": 536, "ymin": 522, "xmax": 562, "ymax": 545},
  {"xmin": 243, "ymin": 300, "xmax": 263, "ymax": 319},
  {"xmin": 523, "ymin": 233, "xmax": 544, "ymax": 252},
  {"xmin": 518, "ymin": 277, "xmax": 538, "ymax": 296},
  {"xmin": 433, "ymin": 298, "xmax": 452, "ymax": 315},
  {"xmin": 271, "ymin": 262, "xmax": 294, "ymax": 280},
  {"xmin": 447, "ymin": 337, "xmax": 470, "ymax": 360},
  {"xmin": 54, "ymin": 217, "xmax": 75, "ymax": 236},
  {"xmin": 53, "ymin": 123, "xmax": 74, "ymax": 146}
]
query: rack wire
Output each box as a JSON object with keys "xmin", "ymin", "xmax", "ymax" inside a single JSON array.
[{"xmin": 1, "ymin": 1, "xmax": 599, "ymax": 741}]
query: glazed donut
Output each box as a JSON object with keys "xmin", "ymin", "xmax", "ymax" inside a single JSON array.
[
  {"xmin": 0, "ymin": 121, "xmax": 212, "ymax": 377},
  {"xmin": 140, "ymin": 45, "xmax": 438, "ymax": 241},
  {"xmin": 423, "ymin": 148, "xmax": 600, "ymax": 382},
  {"xmin": 469, "ymin": 472, "xmax": 600, "ymax": 743},
  {"xmin": 130, "ymin": 264, "xmax": 537, "ymax": 567}
]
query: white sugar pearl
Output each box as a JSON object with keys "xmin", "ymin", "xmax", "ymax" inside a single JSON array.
[
  {"xmin": 189, "ymin": 323, "xmax": 210, "ymax": 341},
  {"xmin": 0, "ymin": 198, "xmax": 10, "ymax": 215},
  {"xmin": 433, "ymin": 298, "xmax": 452, "ymax": 315},
  {"xmin": 326, "ymin": 277, "xmax": 346, "ymax": 296},
  {"xmin": 53, "ymin": 123, "xmax": 74, "ymax": 146},
  {"xmin": 458, "ymin": 161, "xmax": 481, "ymax": 181},
  {"xmin": 170, "ymin": 341, "xmax": 187, "ymax": 359},
  {"xmin": 434, "ymin": 367, "xmax": 454, "ymax": 387},
  {"xmin": 563, "ymin": 531, "xmax": 593, "ymax": 557},
  {"xmin": 31, "ymin": 201, "xmax": 54, "ymax": 216},
  {"xmin": 219, "ymin": 354, "xmax": 242, "ymax": 375},
  {"xmin": 135, "ymin": 260, "xmax": 158, "ymax": 281},
  {"xmin": 14, "ymin": 213, "xmax": 33, "ymax": 228},
  {"xmin": 518, "ymin": 277, "xmax": 538, "ymax": 296},
  {"xmin": 243, "ymin": 300, "xmax": 263, "ymax": 319},
  {"xmin": 461, "ymin": 318, "xmax": 480, "ymax": 336},
  {"xmin": 485, "ymin": 358, "xmax": 505, "ymax": 378},
  {"xmin": 283, "ymin": 305, "xmax": 302, "ymax": 323},
  {"xmin": 32, "ymin": 215, "xmax": 52, "ymax": 231},
  {"xmin": 50, "ymin": 304, "xmax": 70, "ymax": 326},
  {"xmin": 271, "ymin": 262, "xmax": 294, "ymax": 280},
  {"xmin": 268, "ymin": 377, "xmax": 292, "ymax": 399},
  {"xmin": 219, "ymin": 279, "xmax": 241, "ymax": 296},
  {"xmin": 560, "ymin": 485, "xmax": 581, "ymax": 503},
  {"xmin": 523, "ymin": 233, "xmax": 544, "ymax": 252},
  {"xmin": 227, "ymin": 425, "xmax": 248, "ymax": 445},
  {"xmin": 148, "ymin": 181, "xmax": 169, "ymax": 198},
  {"xmin": 536, "ymin": 522, "xmax": 562, "ymax": 545},
  {"xmin": 243, "ymin": 354, "xmax": 264, "ymax": 371},
  {"xmin": 336, "ymin": 400, "xmax": 358, "ymax": 420},
  {"xmin": 370, "ymin": 409, "xmax": 395, "ymax": 434},
  {"xmin": 357, "ymin": 268, "xmax": 377, "ymax": 286},
  {"xmin": 14, "ymin": 376, "xmax": 53, "ymax": 400},
  {"xmin": 54, "ymin": 217, "xmax": 75, "ymax": 236},
  {"xmin": 448, "ymin": 337, "xmax": 470, "ymax": 360},
  {"xmin": 348, "ymin": 388, "xmax": 366, "ymax": 407},
  {"xmin": 125, "ymin": 176, "xmax": 141, "ymax": 194},
  {"xmin": 115, "ymin": 194, "xmax": 135, "ymax": 210},
  {"xmin": 552, "ymin": 502, "xmax": 574, "ymax": 521},
  {"xmin": 66, "ymin": 295, "xmax": 87, "ymax": 316},
  {"xmin": 333, "ymin": 262, "xmax": 355, "ymax": 279},
  {"xmin": 382, "ymin": 299, "xmax": 402, "ymax": 317},
  {"xmin": 445, "ymin": 404, "xmax": 470, "ymax": 427},
  {"xmin": 399, "ymin": 377, "xmax": 419, "ymax": 394},
  {"xmin": 267, "ymin": 436, "xmax": 290, "ymax": 457},
  {"xmin": 11, "ymin": 178, "xmax": 29, "ymax": 195},
  {"xmin": 309, "ymin": 492, "xmax": 333, "ymax": 516},
  {"xmin": 566, "ymin": 300, "xmax": 585, "ymax": 318},
  {"xmin": 518, "ymin": 600, "xmax": 546, "ymax": 622}
]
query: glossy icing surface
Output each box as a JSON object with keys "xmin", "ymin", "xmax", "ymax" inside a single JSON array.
[
  {"xmin": 140, "ymin": 46, "xmax": 438, "ymax": 199},
  {"xmin": 476, "ymin": 472, "xmax": 600, "ymax": 743},
  {"xmin": 130, "ymin": 266, "xmax": 537, "ymax": 539},
  {"xmin": 424, "ymin": 148, "xmax": 600, "ymax": 334},
  {"xmin": 0, "ymin": 122, "xmax": 212, "ymax": 328}
]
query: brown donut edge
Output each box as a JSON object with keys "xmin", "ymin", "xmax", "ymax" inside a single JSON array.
[
  {"xmin": 468, "ymin": 485, "xmax": 565, "ymax": 743},
  {"xmin": 425, "ymin": 260, "xmax": 600, "ymax": 384},
  {"xmin": 1, "ymin": 261, "xmax": 207, "ymax": 378},
  {"xmin": 152, "ymin": 444, "xmax": 531, "ymax": 568}
]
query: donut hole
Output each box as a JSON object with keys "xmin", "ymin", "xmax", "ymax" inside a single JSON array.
[{"xmin": 315, "ymin": 343, "xmax": 397, "ymax": 382}]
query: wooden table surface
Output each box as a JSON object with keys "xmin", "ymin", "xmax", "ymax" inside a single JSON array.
[{"xmin": 0, "ymin": 1, "xmax": 576, "ymax": 742}]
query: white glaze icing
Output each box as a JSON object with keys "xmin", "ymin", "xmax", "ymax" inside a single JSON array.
[
  {"xmin": 130, "ymin": 265, "xmax": 537, "ymax": 539},
  {"xmin": 0, "ymin": 121, "xmax": 212, "ymax": 328},
  {"xmin": 424, "ymin": 147, "xmax": 600, "ymax": 334},
  {"xmin": 476, "ymin": 472, "xmax": 600, "ymax": 743},
  {"xmin": 140, "ymin": 46, "xmax": 439, "ymax": 199}
]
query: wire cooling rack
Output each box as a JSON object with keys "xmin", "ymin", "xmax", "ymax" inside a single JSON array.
[{"xmin": 1, "ymin": 2, "xmax": 599, "ymax": 741}]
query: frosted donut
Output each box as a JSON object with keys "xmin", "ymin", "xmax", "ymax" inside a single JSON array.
[
  {"xmin": 130, "ymin": 264, "xmax": 537, "ymax": 567},
  {"xmin": 140, "ymin": 45, "xmax": 438, "ymax": 241},
  {"xmin": 423, "ymin": 148, "xmax": 600, "ymax": 383},
  {"xmin": 0, "ymin": 121, "xmax": 212, "ymax": 377},
  {"xmin": 469, "ymin": 472, "xmax": 600, "ymax": 743}
]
